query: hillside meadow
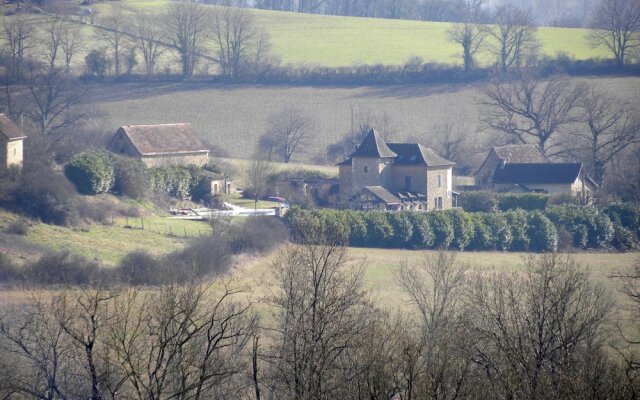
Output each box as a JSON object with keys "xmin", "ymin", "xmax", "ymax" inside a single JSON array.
[
  {"xmin": 2, "ymin": 0, "xmax": 611, "ymax": 72},
  {"xmin": 92, "ymin": 77, "xmax": 640, "ymax": 164}
]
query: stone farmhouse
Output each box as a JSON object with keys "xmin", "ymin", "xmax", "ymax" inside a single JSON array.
[
  {"xmin": 108, "ymin": 123, "xmax": 209, "ymax": 167},
  {"xmin": 338, "ymin": 129, "xmax": 456, "ymax": 211},
  {"xmin": 0, "ymin": 114, "xmax": 27, "ymax": 170},
  {"xmin": 475, "ymin": 144, "xmax": 597, "ymax": 199}
]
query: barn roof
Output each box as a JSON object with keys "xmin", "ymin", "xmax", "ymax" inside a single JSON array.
[
  {"xmin": 364, "ymin": 186, "xmax": 401, "ymax": 204},
  {"xmin": 492, "ymin": 163, "xmax": 584, "ymax": 185},
  {"xmin": 0, "ymin": 114, "xmax": 27, "ymax": 140},
  {"xmin": 116, "ymin": 123, "xmax": 208, "ymax": 156},
  {"xmin": 387, "ymin": 143, "xmax": 455, "ymax": 167},
  {"xmin": 349, "ymin": 129, "xmax": 397, "ymax": 159}
]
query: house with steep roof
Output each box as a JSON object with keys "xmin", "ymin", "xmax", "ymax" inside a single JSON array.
[
  {"xmin": 475, "ymin": 144, "xmax": 546, "ymax": 189},
  {"xmin": 108, "ymin": 123, "xmax": 209, "ymax": 167},
  {"xmin": 491, "ymin": 162, "xmax": 597, "ymax": 199},
  {"xmin": 338, "ymin": 129, "xmax": 456, "ymax": 211},
  {"xmin": 0, "ymin": 114, "xmax": 27, "ymax": 170}
]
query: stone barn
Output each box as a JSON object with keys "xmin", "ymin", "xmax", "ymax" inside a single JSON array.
[
  {"xmin": 0, "ymin": 114, "xmax": 27, "ymax": 170},
  {"xmin": 108, "ymin": 123, "xmax": 209, "ymax": 167}
]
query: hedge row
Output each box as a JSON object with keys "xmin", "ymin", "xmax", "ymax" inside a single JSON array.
[
  {"xmin": 458, "ymin": 191, "xmax": 552, "ymax": 212},
  {"xmin": 284, "ymin": 204, "xmax": 640, "ymax": 252},
  {"xmin": 65, "ymin": 150, "xmax": 208, "ymax": 200}
]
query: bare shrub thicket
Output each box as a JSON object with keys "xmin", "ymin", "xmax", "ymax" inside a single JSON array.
[{"xmin": 0, "ymin": 283, "xmax": 256, "ymax": 400}]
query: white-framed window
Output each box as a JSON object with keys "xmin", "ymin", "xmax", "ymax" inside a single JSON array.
[
  {"xmin": 437, "ymin": 174, "xmax": 442, "ymax": 188},
  {"xmin": 363, "ymin": 166, "xmax": 369, "ymax": 174}
]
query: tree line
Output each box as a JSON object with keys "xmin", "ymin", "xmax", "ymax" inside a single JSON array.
[{"xmin": 1, "ymin": 244, "xmax": 639, "ymax": 399}]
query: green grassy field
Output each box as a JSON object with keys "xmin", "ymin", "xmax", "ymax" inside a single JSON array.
[
  {"xmin": 0, "ymin": 210, "xmax": 212, "ymax": 265},
  {"xmin": 2, "ymin": 0, "xmax": 610, "ymax": 72}
]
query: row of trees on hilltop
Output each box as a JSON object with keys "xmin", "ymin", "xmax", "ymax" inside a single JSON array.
[{"xmin": 1, "ymin": 246, "xmax": 639, "ymax": 399}]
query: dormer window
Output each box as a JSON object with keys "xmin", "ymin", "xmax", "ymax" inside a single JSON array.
[{"xmin": 363, "ymin": 166, "xmax": 369, "ymax": 174}]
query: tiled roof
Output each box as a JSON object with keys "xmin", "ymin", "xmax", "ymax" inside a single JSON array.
[
  {"xmin": 0, "ymin": 114, "xmax": 27, "ymax": 140},
  {"xmin": 492, "ymin": 163, "xmax": 584, "ymax": 185},
  {"xmin": 116, "ymin": 123, "xmax": 208, "ymax": 156},
  {"xmin": 349, "ymin": 129, "xmax": 397, "ymax": 158},
  {"xmin": 492, "ymin": 144, "xmax": 546, "ymax": 163},
  {"xmin": 364, "ymin": 186, "xmax": 401, "ymax": 204},
  {"xmin": 387, "ymin": 143, "xmax": 455, "ymax": 167}
]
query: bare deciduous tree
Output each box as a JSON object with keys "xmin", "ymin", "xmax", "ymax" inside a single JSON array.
[
  {"xmin": 263, "ymin": 242, "xmax": 374, "ymax": 399},
  {"xmin": 481, "ymin": 74, "xmax": 584, "ymax": 156},
  {"xmin": 97, "ymin": 6, "xmax": 128, "ymax": 77},
  {"xmin": 23, "ymin": 62, "xmax": 90, "ymax": 137},
  {"xmin": 487, "ymin": 4, "xmax": 538, "ymax": 72},
  {"xmin": 433, "ymin": 117, "xmax": 469, "ymax": 165},
  {"xmin": 42, "ymin": 16, "xmax": 64, "ymax": 72},
  {"xmin": 211, "ymin": 1, "xmax": 257, "ymax": 79},
  {"xmin": 466, "ymin": 254, "xmax": 612, "ymax": 399},
  {"xmin": 448, "ymin": 0, "xmax": 487, "ymax": 71},
  {"xmin": 1, "ymin": 14, "xmax": 36, "ymax": 82},
  {"xmin": 60, "ymin": 21, "xmax": 83, "ymax": 74},
  {"xmin": 396, "ymin": 252, "xmax": 474, "ymax": 399},
  {"xmin": 576, "ymin": 84, "xmax": 640, "ymax": 186},
  {"xmin": 133, "ymin": 13, "xmax": 165, "ymax": 76},
  {"xmin": 261, "ymin": 106, "xmax": 312, "ymax": 163},
  {"xmin": 590, "ymin": 0, "xmax": 640, "ymax": 66},
  {"xmin": 244, "ymin": 152, "xmax": 275, "ymax": 209},
  {"xmin": 164, "ymin": 1, "xmax": 210, "ymax": 78}
]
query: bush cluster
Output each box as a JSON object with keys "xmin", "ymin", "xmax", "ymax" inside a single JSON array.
[
  {"xmin": 284, "ymin": 207, "xmax": 560, "ymax": 252},
  {"xmin": 459, "ymin": 191, "xmax": 550, "ymax": 212},
  {"xmin": 0, "ymin": 217, "xmax": 288, "ymax": 287},
  {"xmin": 284, "ymin": 204, "xmax": 640, "ymax": 252},
  {"xmin": 65, "ymin": 150, "xmax": 211, "ymax": 200}
]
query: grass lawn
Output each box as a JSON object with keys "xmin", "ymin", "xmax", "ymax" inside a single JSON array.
[
  {"xmin": 232, "ymin": 246, "xmax": 640, "ymax": 311},
  {"xmin": 0, "ymin": 210, "xmax": 212, "ymax": 266}
]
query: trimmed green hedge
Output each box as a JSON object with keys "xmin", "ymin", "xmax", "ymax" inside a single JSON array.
[
  {"xmin": 459, "ymin": 191, "xmax": 550, "ymax": 212},
  {"xmin": 65, "ymin": 150, "xmax": 114, "ymax": 195},
  {"xmin": 284, "ymin": 203, "xmax": 639, "ymax": 252},
  {"xmin": 66, "ymin": 151, "xmax": 211, "ymax": 200}
]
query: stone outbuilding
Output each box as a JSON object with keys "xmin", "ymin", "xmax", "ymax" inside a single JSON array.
[
  {"xmin": 475, "ymin": 144, "xmax": 547, "ymax": 189},
  {"xmin": 338, "ymin": 129, "xmax": 456, "ymax": 211},
  {"xmin": 491, "ymin": 162, "xmax": 598, "ymax": 199},
  {"xmin": 0, "ymin": 114, "xmax": 27, "ymax": 170},
  {"xmin": 108, "ymin": 123, "xmax": 209, "ymax": 167}
]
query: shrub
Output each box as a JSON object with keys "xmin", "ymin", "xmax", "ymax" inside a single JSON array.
[
  {"xmin": 498, "ymin": 193, "xmax": 549, "ymax": 211},
  {"xmin": 605, "ymin": 202, "xmax": 640, "ymax": 236},
  {"xmin": 0, "ymin": 253, "xmax": 16, "ymax": 283},
  {"xmin": 65, "ymin": 150, "xmax": 114, "ymax": 195},
  {"xmin": 504, "ymin": 210, "xmax": 530, "ymax": 251},
  {"xmin": 22, "ymin": 251, "xmax": 100, "ymax": 285},
  {"xmin": 111, "ymin": 155, "xmax": 148, "ymax": 199},
  {"xmin": 428, "ymin": 211, "xmax": 454, "ymax": 249},
  {"xmin": 527, "ymin": 211, "xmax": 558, "ymax": 252},
  {"xmin": 484, "ymin": 213, "xmax": 512, "ymax": 251},
  {"xmin": 469, "ymin": 214, "xmax": 493, "ymax": 251},
  {"xmin": 345, "ymin": 211, "xmax": 368, "ymax": 246},
  {"xmin": 320, "ymin": 210, "xmax": 351, "ymax": 245},
  {"xmin": 459, "ymin": 191, "xmax": 499, "ymax": 212},
  {"xmin": 546, "ymin": 205, "xmax": 614, "ymax": 249},
  {"xmin": 227, "ymin": 216, "xmax": 289, "ymax": 253},
  {"xmin": 364, "ymin": 212, "xmax": 393, "ymax": 247},
  {"xmin": 446, "ymin": 209, "xmax": 474, "ymax": 250},
  {"xmin": 408, "ymin": 213, "xmax": 434, "ymax": 249},
  {"xmin": 387, "ymin": 212, "xmax": 413, "ymax": 248},
  {"xmin": 15, "ymin": 163, "xmax": 79, "ymax": 226},
  {"xmin": 5, "ymin": 219, "xmax": 30, "ymax": 235},
  {"xmin": 85, "ymin": 49, "xmax": 109, "ymax": 77},
  {"xmin": 166, "ymin": 237, "xmax": 233, "ymax": 281},
  {"xmin": 117, "ymin": 251, "xmax": 167, "ymax": 285}
]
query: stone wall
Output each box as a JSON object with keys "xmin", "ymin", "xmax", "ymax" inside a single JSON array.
[
  {"xmin": 426, "ymin": 166, "xmax": 453, "ymax": 210},
  {"xmin": 475, "ymin": 150, "xmax": 499, "ymax": 189},
  {"xmin": 391, "ymin": 165, "xmax": 428, "ymax": 194},
  {"xmin": 141, "ymin": 153, "xmax": 209, "ymax": 167},
  {"xmin": 338, "ymin": 164, "xmax": 352, "ymax": 197},
  {"xmin": 0, "ymin": 139, "xmax": 24, "ymax": 169},
  {"xmin": 351, "ymin": 157, "xmax": 393, "ymax": 193}
]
